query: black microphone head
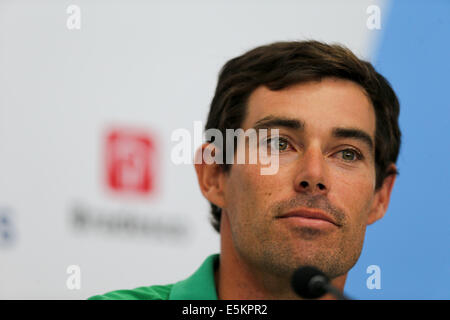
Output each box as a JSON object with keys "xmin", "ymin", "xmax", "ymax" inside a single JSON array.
[{"xmin": 291, "ymin": 266, "xmax": 329, "ymax": 299}]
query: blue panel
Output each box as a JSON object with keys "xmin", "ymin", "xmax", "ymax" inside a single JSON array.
[{"xmin": 345, "ymin": 0, "xmax": 450, "ymax": 299}]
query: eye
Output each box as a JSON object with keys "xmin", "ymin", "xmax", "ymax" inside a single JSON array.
[
  {"xmin": 267, "ymin": 136, "xmax": 291, "ymax": 152},
  {"xmin": 337, "ymin": 149, "xmax": 362, "ymax": 161}
]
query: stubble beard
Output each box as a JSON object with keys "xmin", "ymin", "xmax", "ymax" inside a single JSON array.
[{"xmin": 230, "ymin": 207, "xmax": 367, "ymax": 282}]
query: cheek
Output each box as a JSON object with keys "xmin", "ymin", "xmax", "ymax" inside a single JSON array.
[
  {"xmin": 225, "ymin": 164, "xmax": 282, "ymax": 216},
  {"xmin": 331, "ymin": 169, "xmax": 375, "ymax": 224}
]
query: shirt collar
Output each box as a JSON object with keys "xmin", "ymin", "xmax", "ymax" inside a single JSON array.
[{"xmin": 168, "ymin": 253, "xmax": 219, "ymax": 300}]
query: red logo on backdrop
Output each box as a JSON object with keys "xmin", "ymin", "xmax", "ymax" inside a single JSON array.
[{"xmin": 106, "ymin": 129, "xmax": 155, "ymax": 194}]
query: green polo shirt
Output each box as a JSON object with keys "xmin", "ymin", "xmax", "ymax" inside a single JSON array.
[{"xmin": 88, "ymin": 254, "xmax": 219, "ymax": 300}]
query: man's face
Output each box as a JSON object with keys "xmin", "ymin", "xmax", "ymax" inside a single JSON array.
[{"xmin": 222, "ymin": 78, "xmax": 381, "ymax": 279}]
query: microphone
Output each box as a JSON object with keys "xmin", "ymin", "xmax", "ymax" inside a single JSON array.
[{"xmin": 291, "ymin": 266, "xmax": 351, "ymax": 300}]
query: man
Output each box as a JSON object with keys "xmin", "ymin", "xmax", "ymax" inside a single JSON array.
[{"xmin": 89, "ymin": 40, "xmax": 401, "ymax": 300}]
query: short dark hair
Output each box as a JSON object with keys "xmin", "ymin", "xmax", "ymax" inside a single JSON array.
[{"xmin": 204, "ymin": 40, "xmax": 401, "ymax": 233}]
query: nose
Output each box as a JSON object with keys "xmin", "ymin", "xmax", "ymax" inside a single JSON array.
[{"xmin": 294, "ymin": 146, "xmax": 329, "ymax": 195}]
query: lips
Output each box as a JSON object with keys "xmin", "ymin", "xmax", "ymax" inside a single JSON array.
[{"xmin": 277, "ymin": 208, "xmax": 340, "ymax": 227}]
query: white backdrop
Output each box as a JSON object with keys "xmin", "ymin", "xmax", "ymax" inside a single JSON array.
[{"xmin": 0, "ymin": 0, "xmax": 388, "ymax": 299}]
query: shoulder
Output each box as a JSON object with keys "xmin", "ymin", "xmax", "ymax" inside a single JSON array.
[{"xmin": 88, "ymin": 284, "xmax": 174, "ymax": 300}]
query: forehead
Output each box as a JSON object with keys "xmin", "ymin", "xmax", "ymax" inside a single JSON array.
[{"xmin": 243, "ymin": 78, "xmax": 376, "ymax": 137}]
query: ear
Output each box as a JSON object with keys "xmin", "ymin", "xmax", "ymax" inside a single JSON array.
[
  {"xmin": 367, "ymin": 164, "xmax": 397, "ymax": 225},
  {"xmin": 194, "ymin": 143, "xmax": 227, "ymax": 209}
]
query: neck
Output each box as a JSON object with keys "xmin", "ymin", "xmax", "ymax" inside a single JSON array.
[{"xmin": 215, "ymin": 212, "xmax": 348, "ymax": 300}]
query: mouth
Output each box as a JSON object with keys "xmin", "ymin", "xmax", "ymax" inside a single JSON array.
[{"xmin": 276, "ymin": 208, "xmax": 340, "ymax": 228}]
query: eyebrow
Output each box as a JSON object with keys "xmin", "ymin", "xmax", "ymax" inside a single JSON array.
[
  {"xmin": 252, "ymin": 115, "xmax": 374, "ymax": 153},
  {"xmin": 332, "ymin": 127, "xmax": 374, "ymax": 153},
  {"xmin": 252, "ymin": 115, "xmax": 305, "ymax": 131}
]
